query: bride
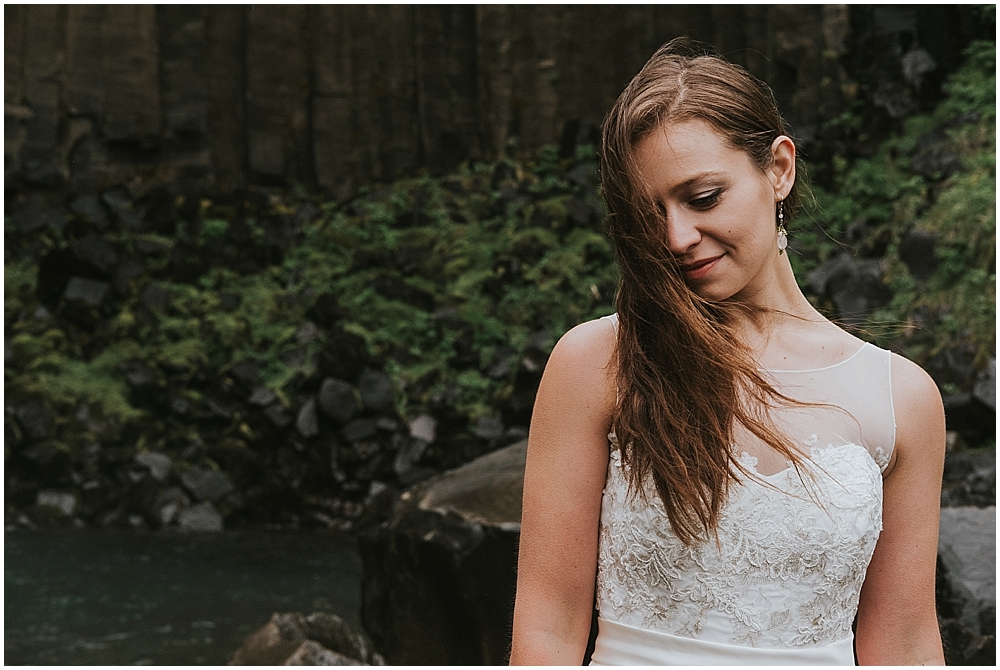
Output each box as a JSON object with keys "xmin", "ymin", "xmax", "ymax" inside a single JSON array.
[{"xmin": 510, "ymin": 40, "xmax": 945, "ymax": 665}]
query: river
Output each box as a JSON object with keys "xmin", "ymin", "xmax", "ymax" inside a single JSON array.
[{"xmin": 5, "ymin": 529, "xmax": 363, "ymax": 665}]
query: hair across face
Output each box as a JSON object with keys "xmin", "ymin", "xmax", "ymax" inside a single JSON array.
[
  {"xmin": 633, "ymin": 118, "xmax": 785, "ymax": 303},
  {"xmin": 599, "ymin": 39, "xmax": 808, "ymax": 545}
]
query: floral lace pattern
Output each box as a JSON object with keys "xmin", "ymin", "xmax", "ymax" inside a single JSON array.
[{"xmin": 596, "ymin": 433, "xmax": 884, "ymax": 649}]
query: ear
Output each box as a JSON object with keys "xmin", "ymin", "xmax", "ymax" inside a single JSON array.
[{"xmin": 767, "ymin": 135, "xmax": 796, "ymax": 200}]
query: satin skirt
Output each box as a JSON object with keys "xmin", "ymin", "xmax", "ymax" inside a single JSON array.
[{"xmin": 590, "ymin": 617, "xmax": 856, "ymax": 666}]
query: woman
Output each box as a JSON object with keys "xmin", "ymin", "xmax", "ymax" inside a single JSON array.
[{"xmin": 510, "ymin": 40, "xmax": 945, "ymax": 666}]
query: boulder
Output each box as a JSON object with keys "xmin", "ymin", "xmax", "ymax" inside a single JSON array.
[
  {"xmin": 937, "ymin": 506, "xmax": 996, "ymax": 664},
  {"xmin": 358, "ymin": 369, "xmax": 394, "ymax": 413},
  {"xmin": 229, "ymin": 612, "xmax": 383, "ymax": 666},
  {"xmin": 318, "ymin": 378, "xmax": 362, "ymax": 425},
  {"xmin": 973, "ymin": 358, "xmax": 996, "ymax": 411},
  {"xmin": 36, "ymin": 490, "xmax": 77, "ymax": 516},
  {"xmin": 69, "ymin": 194, "xmax": 108, "ymax": 226},
  {"xmin": 62, "ymin": 276, "xmax": 110, "ymax": 308},
  {"xmin": 297, "ymin": 398, "xmax": 320, "ymax": 438},
  {"xmin": 342, "ymin": 419, "xmax": 377, "ymax": 444},
  {"xmin": 153, "ymin": 486, "xmax": 191, "ymax": 526},
  {"xmin": 16, "ymin": 398, "xmax": 55, "ymax": 441},
  {"xmin": 897, "ymin": 230, "xmax": 938, "ymax": 281},
  {"xmin": 806, "ymin": 253, "xmax": 890, "ymax": 325},
  {"xmin": 943, "ymin": 393, "xmax": 995, "ymax": 448},
  {"xmin": 71, "ymin": 233, "xmax": 118, "ymax": 274},
  {"xmin": 408, "ymin": 414, "xmax": 436, "ymax": 444},
  {"xmin": 359, "ymin": 439, "xmax": 526, "ymax": 665},
  {"xmin": 135, "ymin": 451, "xmax": 172, "ymax": 481},
  {"xmin": 180, "ymin": 467, "xmax": 235, "ymax": 502},
  {"xmin": 284, "ymin": 640, "xmax": 363, "ymax": 666},
  {"xmin": 177, "ymin": 502, "xmax": 224, "ymax": 532},
  {"xmin": 249, "ymin": 386, "xmax": 278, "ymax": 406},
  {"xmin": 941, "ymin": 450, "xmax": 996, "ymax": 508}
]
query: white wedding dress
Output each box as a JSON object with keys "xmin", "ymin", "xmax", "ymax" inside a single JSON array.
[{"xmin": 591, "ymin": 314, "xmax": 895, "ymax": 665}]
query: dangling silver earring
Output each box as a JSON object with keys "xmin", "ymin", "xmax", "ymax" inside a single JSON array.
[{"xmin": 776, "ymin": 200, "xmax": 788, "ymax": 255}]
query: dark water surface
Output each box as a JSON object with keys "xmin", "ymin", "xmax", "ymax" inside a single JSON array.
[{"xmin": 5, "ymin": 529, "xmax": 362, "ymax": 665}]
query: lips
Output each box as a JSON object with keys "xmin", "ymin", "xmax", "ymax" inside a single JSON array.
[{"xmin": 681, "ymin": 255, "xmax": 722, "ymax": 280}]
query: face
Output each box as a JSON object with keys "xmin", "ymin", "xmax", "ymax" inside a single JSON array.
[{"xmin": 633, "ymin": 118, "xmax": 789, "ymax": 303}]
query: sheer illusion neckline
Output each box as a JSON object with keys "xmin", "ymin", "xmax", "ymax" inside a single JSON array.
[{"xmin": 761, "ymin": 342, "xmax": 870, "ymax": 374}]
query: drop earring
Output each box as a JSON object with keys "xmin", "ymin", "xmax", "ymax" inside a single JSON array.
[{"xmin": 776, "ymin": 200, "xmax": 787, "ymax": 255}]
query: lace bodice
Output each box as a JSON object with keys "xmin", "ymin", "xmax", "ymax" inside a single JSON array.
[{"xmin": 595, "ymin": 317, "xmax": 896, "ymax": 653}]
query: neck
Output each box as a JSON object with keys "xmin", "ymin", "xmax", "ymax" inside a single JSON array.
[
  {"xmin": 731, "ymin": 253, "xmax": 817, "ymax": 317},
  {"xmin": 726, "ymin": 254, "xmax": 827, "ymax": 345}
]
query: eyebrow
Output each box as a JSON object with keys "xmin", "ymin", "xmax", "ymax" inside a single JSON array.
[
  {"xmin": 671, "ymin": 171, "xmax": 727, "ymax": 193},
  {"xmin": 648, "ymin": 171, "xmax": 727, "ymax": 200}
]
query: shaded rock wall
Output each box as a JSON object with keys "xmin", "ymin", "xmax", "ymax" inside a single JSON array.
[
  {"xmin": 4, "ymin": 5, "xmax": 988, "ymax": 196},
  {"xmin": 359, "ymin": 440, "xmax": 526, "ymax": 665}
]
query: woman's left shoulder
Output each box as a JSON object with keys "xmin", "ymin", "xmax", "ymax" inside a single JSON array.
[
  {"xmin": 887, "ymin": 353, "xmax": 945, "ymax": 474},
  {"xmin": 888, "ymin": 352, "xmax": 944, "ymax": 413}
]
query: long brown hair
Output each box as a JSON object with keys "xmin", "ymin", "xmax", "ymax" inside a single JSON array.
[{"xmin": 601, "ymin": 38, "xmax": 807, "ymax": 545}]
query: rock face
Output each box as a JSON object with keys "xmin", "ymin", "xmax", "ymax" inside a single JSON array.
[
  {"xmin": 937, "ymin": 506, "xmax": 996, "ymax": 665},
  {"xmin": 941, "ymin": 450, "xmax": 996, "ymax": 508},
  {"xmin": 359, "ymin": 439, "xmax": 527, "ymax": 665},
  {"xmin": 229, "ymin": 611, "xmax": 384, "ymax": 666}
]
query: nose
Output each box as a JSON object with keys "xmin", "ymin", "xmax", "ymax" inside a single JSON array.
[{"xmin": 665, "ymin": 209, "xmax": 701, "ymax": 256}]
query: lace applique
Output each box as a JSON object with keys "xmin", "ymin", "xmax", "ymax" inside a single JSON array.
[
  {"xmin": 596, "ymin": 435, "xmax": 883, "ymax": 649},
  {"xmin": 872, "ymin": 446, "xmax": 890, "ymax": 472}
]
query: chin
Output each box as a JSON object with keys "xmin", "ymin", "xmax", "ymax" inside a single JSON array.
[{"xmin": 690, "ymin": 282, "xmax": 740, "ymax": 303}]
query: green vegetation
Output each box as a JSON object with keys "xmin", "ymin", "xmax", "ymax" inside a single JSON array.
[
  {"xmin": 5, "ymin": 40, "xmax": 995, "ymax": 466},
  {"xmin": 794, "ymin": 40, "xmax": 995, "ymax": 373}
]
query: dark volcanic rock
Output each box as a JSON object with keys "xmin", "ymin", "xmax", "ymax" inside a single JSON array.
[
  {"xmin": 177, "ymin": 502, "xmax": 224, "ymax": 532},
  {"xmin": 806, "ymin": 253, "xmax": 890, "ymax": 325},
  {"xmin": 319, "ymin": 378, "xmax": 362, "ymax": 425},
  {"xmin": 937, "ymin": 506, "xmax": 996, "ymax": 665},
  {"xmin": 943, "ymin": 393, "xmax": 995, "ymax": 448},
  {"xmin": 16, "ymin": 398, "xmax": 55, "ymax": 441},
  {"xmin": 62, "ymin": 276, "xmax": 110, "ymax": 307},
  {"xmin": 135, "ymin": 451, "xmax": 172, "ymax": 481},
  {"xmin": 941, "ymin": 450, "xmax": 996, "ymax": 508},
  {"xmin": 10, "ymin": 198, "xmax": 69, "ymax": 233},
  {"xmin": 180, "ymin": 468, "xmax": 235, "ymax": 502},
  {"xmin": 296, "ymin": 398, "xmax": 320, "ymax": 438},
  {"xmin": 69, "ymin": 194, "xmax": 108, "ymax": 226},
  {"xmin": 358, "ymin": 369, "xmax": 394, "ymax": 413},
  {"xmin": 897, "ymin": 230, "xmax": 938, "ymax": 281},
  {"xmin": 285, "ymin": 641, "xmax": 364, "ymax": 665},
  {"xmin": 973, "ymin": 358, "xmax": 996, "ymax": 411},
  {"xmin": 360, "ymin": 439, "xmax": 526, "ymax": 665},
  {"xmin": 71, "ymin": 233, "xmax": 118, "ymax": 274},
  {"xmin": 228, "ymin": 611, "xmax": 384, "ymax": 666},
  {"xmin": 342, "ymin": 419, "xmax": 377, "ymax": 444}
]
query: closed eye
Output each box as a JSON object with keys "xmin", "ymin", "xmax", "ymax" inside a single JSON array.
[{"xmin": 690, "ymin": 189, "xmax": 722, "ymax": 209}]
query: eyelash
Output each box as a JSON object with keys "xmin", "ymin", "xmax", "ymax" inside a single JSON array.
[{"xmin": 690, "ymin": 189, "xmax": 722, "ymax": 209}]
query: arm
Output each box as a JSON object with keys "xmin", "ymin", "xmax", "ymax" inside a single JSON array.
[
  {"xmin": 855, "ymin": 354, "xmax": 946, "ymax": 665},
  {"xmin": 509, "ymin": 319, "xmax": 617, "ymax": 665}
]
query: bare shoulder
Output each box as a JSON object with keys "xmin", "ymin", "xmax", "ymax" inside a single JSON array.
[
  {"xmin": 890, "ymin": 353, "xmax": 944, "ymax": 418},
  {"xmin": 537, "ymin": 317, "xmax": 617, "ymax": 418},
  {"xmin": 889, "ymin": 353, "xmax": 945, "ymax": 473},
  {"xmin": 531, "ymin": 317, "xmax": 617, "ymax": 444},
  {"xmin": 552, "ymin": 319, "xmax": 616, "ymax": 367}
]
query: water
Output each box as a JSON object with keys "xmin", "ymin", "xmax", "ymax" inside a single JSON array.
[{"xmin": 5, "ymin": 529, "xmax": 363, "ymax": 665}]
